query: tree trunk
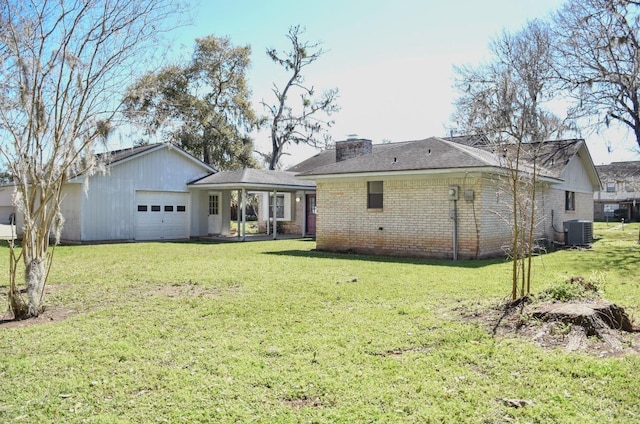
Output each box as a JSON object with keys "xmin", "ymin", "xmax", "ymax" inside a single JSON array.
[
  {"xmin": 202, "ymin": 143, "xmax": 211, "ymax": 165},
  {"xmin": 18, "ymin": 257, "xmax": 47, "ymax": 319},
  {"xmin": 8, "ymin": 288, "xmax": 29, "ymax": 320},
  {"xmin": 8, "ymin": 242, "xmax": 29, "ymax": 319}
]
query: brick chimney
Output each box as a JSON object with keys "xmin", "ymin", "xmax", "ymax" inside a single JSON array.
[{"xmin": 335, "ymin": 135, "xmax": 372, "ymax": 162}]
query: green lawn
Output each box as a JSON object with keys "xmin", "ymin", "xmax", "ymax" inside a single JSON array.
[{"xmin": 1, "ymin": 223, "xmax": 639, "ymax": 422}]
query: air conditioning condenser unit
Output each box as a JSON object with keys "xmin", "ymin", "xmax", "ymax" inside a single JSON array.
[{"xmin": 563, "ymin": 220, "xmax": 593, "ymax": 246}]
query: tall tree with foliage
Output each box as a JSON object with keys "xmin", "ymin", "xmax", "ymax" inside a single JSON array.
[
  {"xmin": 554, "ymin": 0, "xmax": 640, "ymax": 150},
  {"xmin": 452, "ymin": 20, "xmax": 572, "ymax": 299},
  {"xmin": 123, "ymin": 36, "xmax": 258, "ymax": 170},
  {"xmin": 262, "ymin": 25, "xmax": 340, "ymax": 170},
  {"xmin": 0, "ymin": 0, "xmax": 181, "ymax": 319}
]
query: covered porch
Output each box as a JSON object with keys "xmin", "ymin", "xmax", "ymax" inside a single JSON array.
[{"xmin": 188, "ymin": 169, "xmax": 316, "ymax": 241}]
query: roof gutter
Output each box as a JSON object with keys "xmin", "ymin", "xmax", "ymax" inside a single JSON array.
[
  {"xmin": 188, "ymin": 182, "xmax": 316, "ymax": 191},
  {"xmin": 298, "ymin": 166, "xmax": 563, "ymax": 183}
]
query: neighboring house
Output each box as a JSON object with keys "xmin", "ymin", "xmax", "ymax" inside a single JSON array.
[
  {"xmin": 293, "ymin": 136, "xmax": 600, "ymax": 259},
  {"xmin": 594, "ymin": 161, "xmax": 640, "ymax": 222},
  {"xmin": 0, "ymin": 143, "xmax": 316, "ymax": 242}
]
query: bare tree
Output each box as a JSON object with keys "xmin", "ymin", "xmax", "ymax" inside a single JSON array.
[
  {"xmin": 0, "ymin": 0, "xmax": 181, "ymax": 319},
  {"xmin": 554, "ymin": 0, "xmax": 640, "ymax": 150},
  {"xmin": 262, "ymin": 25, "xmax": 340, "ymax": 170},
  {"xmin": 452, "ymin": 20, "xmax": 573, "ymax": 299}
]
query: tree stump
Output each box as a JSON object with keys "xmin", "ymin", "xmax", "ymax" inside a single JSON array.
[{"xmin": 531, "ymin": 302, "xmax": 635, "ymax": 337}]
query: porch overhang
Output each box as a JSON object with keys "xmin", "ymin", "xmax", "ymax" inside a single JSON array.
[
  {"xmin": 187, "ymin": 168, "xmax": 316, "ymax": 241},
  {"xmin": 189, "ymin": 182, "xmax": 315, "ymax": 191}
]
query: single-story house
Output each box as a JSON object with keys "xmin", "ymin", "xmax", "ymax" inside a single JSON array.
[
  {"xmin": 292, "ymin": 136, "xmax": 600, "ymax": 259},
  {"xmin": 593, "ymin": 161, "xmax": 640, "ymax": 222},
  {"xmin": 1, "ymin": 143, "xmax": 315, "ymax": 242}
]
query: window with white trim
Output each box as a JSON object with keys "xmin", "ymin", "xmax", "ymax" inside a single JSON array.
[{"xmin": 269, "ymin": 194, "xmax": 285, "ymax": 219}]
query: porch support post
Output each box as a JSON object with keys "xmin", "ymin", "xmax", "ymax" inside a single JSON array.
[
  {"xmin": 237, "ymin": 189, "xmax": 241, "ymax": 240},
  {"xmin": 273, "ymin": 189, "xmax": 277, "ymax": 240},
  {"xmin": 301, "ymin": 191, "xmax": 306, "ymax": 238},
  {"xmin": 266, "ymin": 192, "xmax": 270, "ymax": 236},
  {"xmin": 241, "ymin": 188, "xmax": 247, "ymax": 242}
]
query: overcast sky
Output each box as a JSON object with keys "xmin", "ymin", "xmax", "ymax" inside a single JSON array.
[{"xmin": 157, "ymin": 0, "xmax": 640, "ymax": 167}]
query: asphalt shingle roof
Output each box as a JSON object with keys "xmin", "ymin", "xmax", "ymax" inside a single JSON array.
[
  {"xmin": 443, "ymin": 134, "xmax": 491, "ymax": 146},
  {"xmin": 190, "ymin": 168, "xmax": 315, "ymax": 189},
  {"xmin": 297, "ymin": 137, "xmax": 508, "ymax": 177},
  {"xmin": 287, "ymin": 141, "xmax": 414, "ymax": 174},
  {"xmin": 596, "ymin": 161, "xmax": 640, "ymax": 180},
  {"xmin": 294, "ymin": 137, "xmax": 587, "ymax": 181},
  {"xmin": 475, "ymin": 139, "xmax": 585, "ymax": 180},
  {"xmin": 97, "ymin": 143, "xmax": 162, "ymax": 165}
]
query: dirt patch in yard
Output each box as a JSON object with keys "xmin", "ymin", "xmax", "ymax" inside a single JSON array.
[
  {"xmin": 0, "ymin": 284, "xmax": 79, "ymax": 328},
  {"xmin": 149, "ymin": 281, "xmax": 225, "ymax": 299},
  {"xmin": 1, "ymin": 281, "xmax": 225, "ymax": 329},
  {"xmin": 459, "ymin": 297, "xmax": 640, "ymax": 358},
  {"xmin": 0, "ymin": 305, "xmax": 77, "ymax": 329}
]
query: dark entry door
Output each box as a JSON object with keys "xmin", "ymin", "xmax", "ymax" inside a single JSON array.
[{"xmin": 306, "ymin": 194, "xmax": 316, "ymax": 235}]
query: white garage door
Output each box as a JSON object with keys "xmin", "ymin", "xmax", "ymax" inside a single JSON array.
[{"xmin": 135, "ymin": 191, "xmax": 189, "ymax": 240}]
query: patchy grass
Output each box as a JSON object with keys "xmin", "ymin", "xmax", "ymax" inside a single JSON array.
[{"xmin": 0, "ymin": 225, "xmax": 639, "ymax": 422}]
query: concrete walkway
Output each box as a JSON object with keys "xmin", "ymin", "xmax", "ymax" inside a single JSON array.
[{"xmin": 197, "ymin": 233, "xmax": 313, "ymax": 242}]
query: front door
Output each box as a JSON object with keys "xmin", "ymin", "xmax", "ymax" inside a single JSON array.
[
  {"xmin": 306, "ymin": 194, "xmax": 316, "ymax": 235},
  {"xmin": 207, "ymin": 192, "xmax": 222, "ymax": 234}
]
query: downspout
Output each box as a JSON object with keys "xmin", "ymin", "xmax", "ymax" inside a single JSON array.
[{"xmin": 451, "ymin": 199, "xmax": 458, "ymax": 261}]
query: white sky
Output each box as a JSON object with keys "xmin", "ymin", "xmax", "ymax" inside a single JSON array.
[{"xmin": 152, "ymin": 0, "xmax": 640, "ymax": 167}]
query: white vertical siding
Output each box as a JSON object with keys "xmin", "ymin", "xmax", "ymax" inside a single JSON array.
[
  {"xmin": 555, "ymin": 155, "xmax": 595, "ymax": 193},
  {"xmin": 221, "ymin": 190, "xmax": 232, "ymax": 235},
  {"xmin": 190, "ymin": 189, "xmax": 209, "ymax": 237},
  {"xmin": 80, "ymin": 146, "xmax": 210, "ymax": 241},
  {"xmin": 60, "ymin": 184, "xmax": 82, "ymax": 241},
  {"xmin": 0, "ymin": 186, "xmax": 16, "ymax": 224}
]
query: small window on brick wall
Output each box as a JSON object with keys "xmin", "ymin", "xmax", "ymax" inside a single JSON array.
[
  {"xmin": 565, "ymin": 191, "xmax": 575, "ymax": 211},
  {"xmin": 368, "ymin": 181, "xmax": 383, "ymax": 209},
  {"xmin": 606, "ymin": 182, "xmax": 616, "ymax": 192}
]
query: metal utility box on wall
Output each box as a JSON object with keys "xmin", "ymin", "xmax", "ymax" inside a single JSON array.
[
  {"xmin": 464, "ymin": 189, "xmax": 475, "ymax": 202},
  {"xmin": 448, "ymin": 185, "xmax": 459, "ymax": 201},
  {"xmin": 563, "ymin": 220, "xmax": 593, "ymax": 246}
]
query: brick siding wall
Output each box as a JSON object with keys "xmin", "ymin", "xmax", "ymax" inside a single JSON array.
[
  {"xmin": 315, "ymin": 174, "xmax": 594, "ymax": 259},
  {"xmin": 540, "ymin": 189, "xmax": 593, "ymax": 243},
  {"xmin": 316, "ymin": 175, "xmax": 506, "ymax": 259}
]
